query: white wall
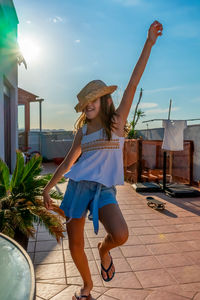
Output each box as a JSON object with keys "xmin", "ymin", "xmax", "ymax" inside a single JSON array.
[
  {"xmin": 0, "ymin": 1, "xmax": 19, "ymax": 173},
  {"xmin": 0, "ymin": 62, "xmax": 18, "ymax": 173}
]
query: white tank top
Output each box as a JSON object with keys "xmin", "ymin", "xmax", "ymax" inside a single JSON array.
[{"xmin": 64, "ymin": 123, "xmax": 125, "ymax": 187}]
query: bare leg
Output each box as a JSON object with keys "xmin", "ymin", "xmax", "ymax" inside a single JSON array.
[
  {"xmin": 66, "ymin": 216, "xmax": 93, "ymax": 299},
  {"xmin": 98, "ymin": 203, "xmax": 129, "ymax": 280}
]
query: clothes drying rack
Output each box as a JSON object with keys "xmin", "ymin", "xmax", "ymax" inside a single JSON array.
[{"xmin": 142, "ymin": 100, "xmax": 200, "ymax": 194}]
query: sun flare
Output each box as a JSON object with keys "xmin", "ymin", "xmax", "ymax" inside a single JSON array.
[{"xmin": 18, "ymin": 37, "xmax": 41, "ymax": 63}]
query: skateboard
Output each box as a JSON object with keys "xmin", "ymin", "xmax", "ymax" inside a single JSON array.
[{"xmin": 146, "ymin": 196, "xmax": 166, "ymax": 210}]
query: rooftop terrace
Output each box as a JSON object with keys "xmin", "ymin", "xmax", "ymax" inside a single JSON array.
[{"xmin": 28, "ymin": 162, "xmax": 200, "ymax": 300}]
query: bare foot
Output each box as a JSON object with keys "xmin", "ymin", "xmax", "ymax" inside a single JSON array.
[{"xmin": 97, "ymin": 242, "xmax": 115, "ymax": 281}]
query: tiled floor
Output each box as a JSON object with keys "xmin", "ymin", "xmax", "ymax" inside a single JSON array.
[{"xmin": 28, "ymin": 163, "xmax": 200, "ymax": 299}]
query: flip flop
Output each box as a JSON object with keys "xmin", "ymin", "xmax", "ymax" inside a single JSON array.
[
  {"xmin": 74, "ymin": 292, "xmax": 92, "ymax": 299},
  {"xmin": 146, "ymin": 196, "xmax": 155, "ymax": 200},
  {"xmin": 101, "ymin": 251, "xmax": 115, "ymax": 282}
]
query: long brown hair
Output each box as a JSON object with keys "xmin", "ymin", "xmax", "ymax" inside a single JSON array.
[{"xmin": 73, "ymin": 94, "xmax": 129, "ymax": 140}]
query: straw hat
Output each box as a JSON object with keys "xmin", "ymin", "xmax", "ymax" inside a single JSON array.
[{"xmin": 74, "ymin": 80, "xmax": 117, "ymax": 113}]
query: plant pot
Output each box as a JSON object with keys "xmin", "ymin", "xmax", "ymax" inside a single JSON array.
[
  {"xmin": 14, "ymin": 227, "xmax": 29, "ymax": 251},
  {"xmin": 53, "ymin": 157, "xmax": 64, "ymax": 165}
]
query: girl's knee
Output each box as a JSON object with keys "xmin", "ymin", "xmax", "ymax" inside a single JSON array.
[
  {"xmin": 66, "ymin": 217, "xmax": 86, "ymax": 252},
  {"xmin": 112, "ymin": 225, "xmax": 129, "ymax": 245},
  {"xmin": 68, "ymin": 239, "xmax": 84, "ymax": 253},
  {"xmin": 67, "ymin": 231, "xmax": 85, "ymax": 252}
]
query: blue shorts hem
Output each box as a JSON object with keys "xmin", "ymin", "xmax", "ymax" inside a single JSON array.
[
  {"xmin": 98, "ymin": 200, "xmax": 118, "ymax": 209},
  {"xmin": 61, "ymin": 211, "xmax": 88, "ymax": 219}
]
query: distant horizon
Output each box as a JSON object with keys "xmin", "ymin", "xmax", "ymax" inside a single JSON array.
[
  {"xmin": 18, "ymin": 128, "xmax": 67, "ymax": 132},
  {"xmin": 18, "ymin": 121, "xmax": 200, "ymax": 133},
  {"xmin": 15, "ymin": 0, "xmax": 200, "ymax": 131}
]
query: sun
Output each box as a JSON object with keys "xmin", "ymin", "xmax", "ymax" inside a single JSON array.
[{"xmin": 18, "ymin": 37, "xmax": 41, "ymax": 63}]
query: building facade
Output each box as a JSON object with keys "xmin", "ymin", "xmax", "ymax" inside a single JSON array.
[{"xmin": 0, "ymin": 0, "xmax": 19, "ymax": 173}]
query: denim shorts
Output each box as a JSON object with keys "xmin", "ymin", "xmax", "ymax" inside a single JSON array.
[{"xmin": 59, "ymin": 178, "xmax": 118, "ymax": 234}]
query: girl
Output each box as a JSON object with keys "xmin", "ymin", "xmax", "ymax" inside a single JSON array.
[{"xmin": 43, "ymin": 20, "xmax": 163, "ymax": 300}]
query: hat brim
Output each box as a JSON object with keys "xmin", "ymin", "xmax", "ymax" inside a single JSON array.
[{"xmin": 74, "ymin": 85, "xmax": 117, "ymax": 113}]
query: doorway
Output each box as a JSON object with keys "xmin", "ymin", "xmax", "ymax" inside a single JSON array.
[{"xmin": 4, "ymin": 89, "xmax": 11, "ymax": 172}]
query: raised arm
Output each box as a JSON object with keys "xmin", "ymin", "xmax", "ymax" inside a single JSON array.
[{"xmin": 116, "ymin": 20, "xmax": 163, "ymax": 125}]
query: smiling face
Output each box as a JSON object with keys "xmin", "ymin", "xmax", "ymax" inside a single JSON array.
[{"xmin": 83, "ymin": 97, "xmax": 101, "ymax": 119}]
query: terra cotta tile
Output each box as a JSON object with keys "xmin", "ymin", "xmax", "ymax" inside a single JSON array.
[
  {"xmin": 135, "ymin": 269, "xmax": 175, "ymax": 288},
  {"xmin": 167, "ymin": 265, "xmax": 200, "ymax": 284},
  {"xmin": 120, "ymin": 245, "xmax": 151, "ymax": 257},
  {"xmin": 155, "ymin": 253, "xmax": 194, "ymax": 268},
  {"xmin": 127, "ymin": 256, "xmax": 163, "ymax": 271}
]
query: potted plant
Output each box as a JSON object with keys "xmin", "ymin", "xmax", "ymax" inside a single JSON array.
[
  {"xmin": 124, "ymin": 88, "xmax": 145, "ymax": 182},
  {"xmin": 127, "ymin": 88, "xmax": 145, "ymax": 139},
  {"xmin": 0, "ymin": 150, "xmax": 66, "ymax": 250}
]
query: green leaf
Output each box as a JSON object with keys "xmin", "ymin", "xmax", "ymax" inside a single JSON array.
[
  {"xmin": 37, "ymin": 173, "xmax": 66, "ymax": 184},
  {"xmin": 22, "ymin": 153, "xmax": 42, "ymax": 182},
  {"xmin": 49, "ymin": 190, "xmax": 63, "ymax": 200},
  {"xmin": 10, "ymin": 150, "xmax": 25, "ymax": 191},
  {"xmin": 0, "ymin": 151, "xmax": 65, "ymax": 246},
  {"xmin": 0, "ymin": 158, "xmax": 10, "ymax": 198}
]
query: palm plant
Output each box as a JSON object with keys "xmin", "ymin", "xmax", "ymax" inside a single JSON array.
[
  {"xmin": 0, "ymin": 150, "xmax": 66, "ymax": 250},
  {"xmin": 128, "ymin": 88, "xmax": 145, "ymax": 139}
]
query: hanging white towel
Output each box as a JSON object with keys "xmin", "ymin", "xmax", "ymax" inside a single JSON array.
[{"xmin": 162, "ymin": 120, "xmax": 187, "ymax": 151}]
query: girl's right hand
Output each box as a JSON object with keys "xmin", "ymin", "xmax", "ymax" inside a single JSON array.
[
  {"xmin": 43, "ymin": 190, "xmax": 54, "ymax": 210},
  {"xmin": 147, "ymin": 20, "xmax": 163, "ymax": 46}
]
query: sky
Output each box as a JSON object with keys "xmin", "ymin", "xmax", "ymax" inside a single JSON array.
[{"xmin": 14, "ymin": 0, "xmax": 200, "ymax": 131}]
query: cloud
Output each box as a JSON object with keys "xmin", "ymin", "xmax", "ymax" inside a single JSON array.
[
  {"xmin": 140, "ymin": 102, "xmax": 158, "ymax": 109},
  {"xmin": 70, "ymin": 65, "xmax": 88, "ymax": 73},
  {"xmin": 96, "ymin": 11, "xmax": 106, "ymax": 18},
  {"xmin": 170, "ymin": 21, "xmax": 200, "ymax": 39},
  {"xmin": 57, "ymin": 111, "xmax": 67, "ymax": 115},
  {"xmin": 49, "ymin": 16, "xmax": 65, "ymax": 23},
  {"xmin": 75, "ymin": 39, "xmax": 80, "ymax": 43},
  {"xmin": 191, "ymin": 97, "xmax": 200, "ymax": 103},
  {"xmin": 145, "ymin": 86, "xmax": 182, "ymax": 94},
  {"xmin": 145, "ymin": 106, "xmax": 180, "ymax": 115},
  {"xmin": 111, "ymin": 0, "xmax": 142, "ymax": 6},
  {"xmin": 26, "ymin": 20, "xmax": 31, "ymax": 24},
  {"xmin": 70, "ymin": 61, "xmax": 100, "ymax": 74},
  {"xmin": 112, "ymin": 86, "xmax": 124, "ymax": 106},
  {"xmin": 46, "ymin": 103, "xmax": 72, "ymax": 110},
  {"xmin": 92, "ymin": 60, "xmax": 99, "ymax": 66}
]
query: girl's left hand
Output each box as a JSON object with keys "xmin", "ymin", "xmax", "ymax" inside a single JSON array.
[
  {"xmin": 148, "ymin": 20, "xmax": 163, "ymax": 46},
  {"xmin": 43, "ymin": 190, "xmax": 54, "ymax": 210}
]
